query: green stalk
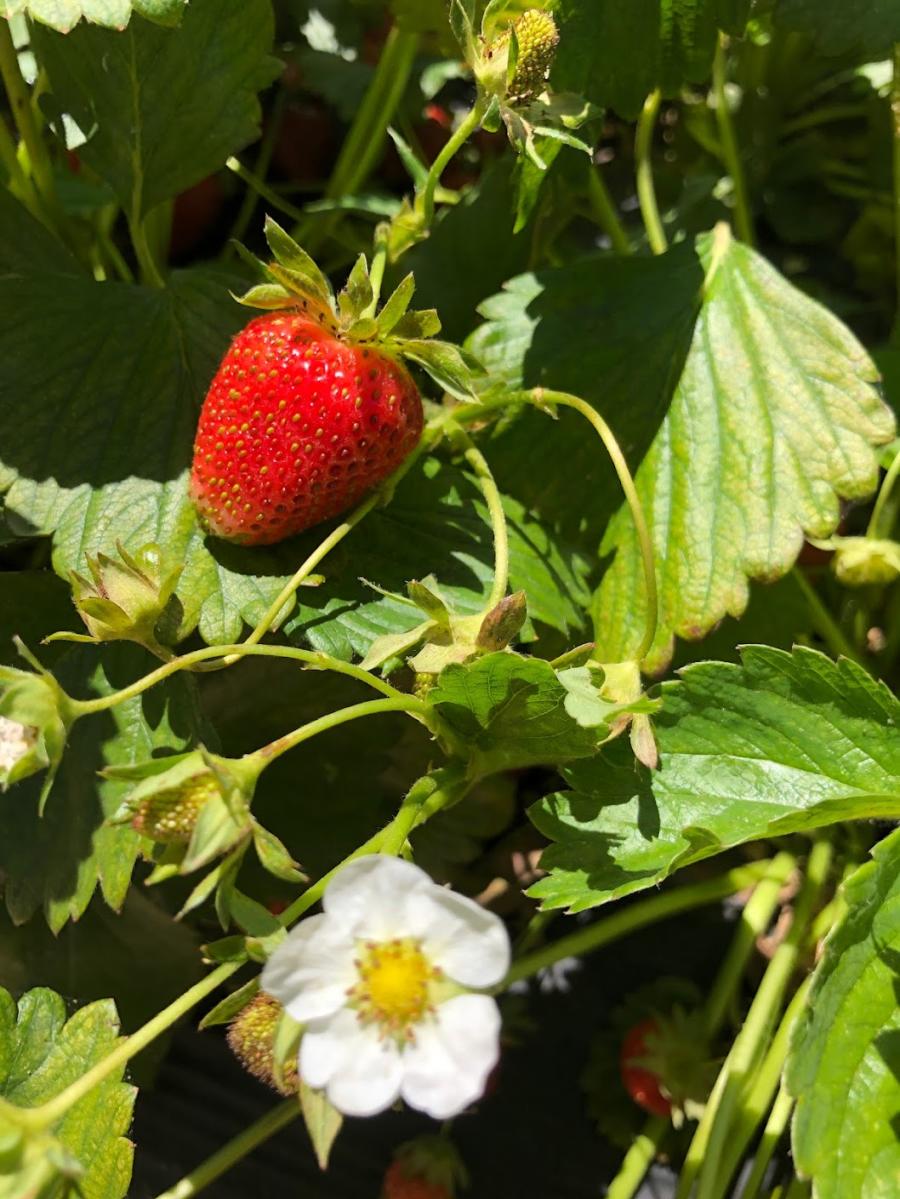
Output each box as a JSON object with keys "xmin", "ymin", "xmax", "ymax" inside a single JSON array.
[
  {"xmin": 298, "ymin": 27, "xmax": 419, "ymax": 253},
  {"xmin": 526, "ymin": 389, "xmax": 657, "ymax": 663},
  {"xmin": 70, "ymin": 642, "xmax": 408, "ymax": 717},
  {"xmin": 452, "ymin": 425, "xmax": 509, "ymax": 609},
  {"xmin": 605, "ymin": 1118, "xmax": 669, "ymax": 1199},
  {"xmin": 0, "ymin": 20, "xmax": 55, "ymax": 207},
  {"xmin": 129, "ymin": 202, "xmax": 165, "ymax": 288},
  {"xmin": 586, "ymin": 161, "xmax": 632, "ymax": 254},
  {"xmin": 635, "ymin": 88, "xmax": 667, "ymax": 255},
  {"xmin": 712, "ymin": 34, "xmax": 754, "ymax": 246},
  {"xmin": 502, "ymin": 861, "xmax": 772, "ymax": 988},
  {"xmin": 680, "ymin": 841, "xmax": 831, "ymax": 1199},
  {"xmin": 152, "ymin": 1100, "xmax": 298, "ymax": 1199},
  {"xmin": 739, "ymin": 1081, "xmax": 795, "ymax": 1199},
  {"xmin": 228, "ymin": 88, "xmax": 285, "ymax": 248},
  {"xmin": 0, "ymin": 107, "xmax": 42, "ymax": 217},
  {"xmin": 419, "ymin": 100, "xmax": 485, "ymax": 227},
  {"xmin": 789, "ymin": 568, "xmax": 863, "ymax": 665},
  {"xmin": 891, "ymin": 44, "xmax": 900, "ymax": 344},
  {"xmin": 226, "ymin": 155, "xmax": 306, "ymax": 226},
  {"xmin": 867, "ymin": 444, "xmax": 900, "ymax": 537}
]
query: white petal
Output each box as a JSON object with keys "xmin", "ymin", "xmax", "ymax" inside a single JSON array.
[
  {"xmin": 261, "ymin": 913, "xmax": 357, "ymax": 1022},
  {"xmin": 300, "ymin": 1008, "xmax": 403, "ymax": 1117},
  {"xmin": 400, "ymin": 994, "xmax": 501, "ymax": 1119},
  {"xmin": 323, "ymin": 854, "xmax": 433, "ymax": 940},
  {"xmin": 418, "ymin": 889, "xmax": 511, "ymax": 987}
]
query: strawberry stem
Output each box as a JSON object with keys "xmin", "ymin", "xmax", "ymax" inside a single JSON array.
[
  {"xmin": 712, "ymin": 34, "xmax": 754, "ymax": 246},
  {"xmin": 0, "ymin": 21, "xmax": 57, "ymax": 220},
  {"xmin": 450, "ymin": 424, "xmax": 510, "ymax": 610},
  {"xmin": 420, "ymin": 100, "xmax": 486, "ymax": 227},
  {"xmin": 635, "ymin": 88, "xmax": 667, "ymax": 255}
]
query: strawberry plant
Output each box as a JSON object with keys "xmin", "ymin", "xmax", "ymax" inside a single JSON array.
[{"xmin": 1, "ymin": 1, "xmax": 900, "ymax": 1196}]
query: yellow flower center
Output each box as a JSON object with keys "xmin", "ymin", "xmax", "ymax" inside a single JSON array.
[{"xmin": 349, "ymin": 938, "xmax": 440, "ymax": 1038}]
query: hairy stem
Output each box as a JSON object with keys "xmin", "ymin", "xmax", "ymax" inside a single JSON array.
[
  {"xmin": 502, "ymin": 861, "xmax": 772, "ymax": 988},
  {"xmin": 70, "ymin": 643, "xmax": 410, "ymax": 716},
  {"xmin": 586, "ymin": 160, "xmax": 632, "ymax": 254},
  {"xmin": 635, "ymin": 88, "xmax": 667, "ymax": 255},
  {"xmin": 152, "ymin": 1100, "xmax": 298, "ymax": 1199},
  {"xmin": 420, "ymin": 101, "xmax": 485, "ymax": 227},
  {"xmin": 712, "ymin": 34, "xmax": 754, "ymax": 246},
  {"xmin": 452, "ymin": 425, "xmax": 510, "ymax": 609}
]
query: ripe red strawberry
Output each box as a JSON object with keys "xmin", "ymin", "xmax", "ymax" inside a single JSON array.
[
  {"xmin": 620, "ymin": 1018, "xmax": 672, "ymax": 1117},
  {"xmin": 190, "ymin": 314, "xmax": 422, "ymax": 544},
  {"xmin": 189, "ymin": 218, "xmax": 477, "ymax": 546}
]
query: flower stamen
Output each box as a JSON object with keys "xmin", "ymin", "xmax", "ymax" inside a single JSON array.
[{"xmin": 349, "ymin": 937, "xmax": 442, "ymax": 1040}]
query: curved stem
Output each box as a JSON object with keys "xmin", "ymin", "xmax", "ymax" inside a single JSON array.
[
  {"xmin": 129, "ymin": 203, "xmax": 165, "ymax": 288},
  {"xmin": 502, "ymin": 861, "xmax": 772, "ymax": 988},
  {"xmin": 228, "ymin": 88, "xmax": 285, "ymax": 248},
  {"xmin": 226, "ymin": 155, "xmax": 306, "ymax": 225},
  {"xmin": 789, "ymin": 568, "xmax": 863, "ymax": 665},
  {"xmin": 420, "ymin": 101, "xmax": 485, "ymax": 227},
  {"xmin": 452, "ymin": 425, "xmax": 509, "ymax": 609},
  {"xmin": 0, "ymin": 21, "xmax": 55, "ymax": 208},
  {"xmin": 251, "ymin": 696, "xmax": 431, "ymax": 769},
  {"xmin": 70, "ymin": 643, "xmax": 410, "ymax": 717},
  {"xmin": 526, "ymin": 389, "xmax": 658, "ymax": 663},
  {"xmin": 867, "ymin": 444, "xmax": 900, "ymax": 537},
  {"xmin": 712, "ymin": 34, "xmax": 754, "ymax": 246},
  {"xmin": 635, "ymin": 88, "xmax": 667, "ymax": 255},
  {"xmin": 586, "ymin": 160, "xmax": 632, "ymax": 255},
  {"xmin": 152, "ymin": 1100, "xmax": 298, "ymax": 1199}
]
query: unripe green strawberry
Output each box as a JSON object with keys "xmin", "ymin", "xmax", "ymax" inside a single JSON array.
[
  {"xmin": 190, "ymin": 313, "xmax": 423, "ymax": 546},
  {"xmin": 510, "ymin": 9, "xmax": 559, "ymax": 100},
  {"xmin": 227, "ymin": 992, "xmax": 299, "ymax": 1095},
  {"xmin": 131, "ymin": 770, "xmax": 220, "ymax": 843}
]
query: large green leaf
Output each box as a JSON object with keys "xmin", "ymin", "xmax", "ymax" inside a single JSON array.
[
  {"xmin": 2, "ymin": 0, "xmax": 185, "ymax": 31},
  {"xmin": 0, "ymin": 644, "xmax": 202, "ymax": 931},
  {"xmin": 430, "ymin": 651, "xmax": 601, "ymax": 778},
  {"xmin": 775, "ymin": 0, "xmax": 900, "ymax": 61},
  {"xmin": 787, "ymin": 828, "xmax": 900, "ymax": 1199},
  {"xmin": 0, "ymin": 189, "xmax": 80, "ymax": 275},
  {"xmin": 553, "ymin": 0, "xmax": 751, "ymax": 119},
  {"xmin": 472, "ymin": 228, "xmax": 895, "ymax": 673},
  {"xmin": 529, "ymin": 646, "xmax": 900, "ymax": 912},
  {"xmin": 33, "ymin": 0, "xmax": 277, "ymax": 214},
  {"xmin": 0, "ymin": 986, "xmax": 134, "ymax": 1199}
]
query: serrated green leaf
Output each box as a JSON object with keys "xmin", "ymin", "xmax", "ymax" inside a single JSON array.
[
  {"xmin": 0, "ymin": 986, "xmax": 134, "ymax": 1199},
  {"xmin": 33, "ymin": 0, "xmax": 278, "ymax": 214},
  {"xmin": 299, "ymin": 1081, "xmax": 343, "ymax": 1170},
  {"xmin": 430, "ymin": 651, "xmax": 601, "ymax": 777},
  {"xmin": 0, "ymin": 644, "xmax": 202, "ymax": 930},
  {"xmin": 787, "ymin": 828, "xmax": 900, "ymax": 1199},
  {"xmin": 530, "ymin": 646, "xmax": 900, "ymax": 912},
  {"xmin": 472, "ymin": 230, "xmax": 894, "ymax": 673},
  {"xmin": 1, "ymin": 0, "xmax": 186, "ymax": 31},
  {"xmin": 775, "ymin": 0, "xmax": 900, "ymax": 61}
]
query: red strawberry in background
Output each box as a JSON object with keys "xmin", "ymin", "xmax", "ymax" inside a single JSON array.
[
  {"xmin": 620, "ymin": 1018, "xmax": 673, "ymax": 1117},
  {"xmin": 382, "ymin": 1135, "xmax": 468, "ymax": 1199},
  {"xmin": 189, "ymin": 217, "xmax": 479, "ymax": 547}
]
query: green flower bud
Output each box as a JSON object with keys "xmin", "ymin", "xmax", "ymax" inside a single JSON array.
[
  {"xmin": 107, "ymin": 748, "xmax": 260, "ymax": 871},
  {"xmin": 0, "ymin": 664, "xmax": 71, "ymax": 794},
  {"xmin": 476, "ymin": 590, "xmax": 527, "ymax": 652},
  {"xmin": 226, "ymin": 992, "xmax": 299, "ymax": 1095},
  {"xmin": 66, "ymin": 542, "xmax": 182, "ymax": 654},
  {"xmin": 832, "ymin": 537, "xmax": 900, "ymax": 587}
]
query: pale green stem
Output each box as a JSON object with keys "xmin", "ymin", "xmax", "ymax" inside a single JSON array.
[
  {"xmin": 789, "ymin": 568, "xmax": 863, "ymax": 665},
  {"xmin": 298, "ymin": 27, "xmax": 419, "ymax": 253},
  {"xmin": 379, "ymin": 764, "xmax": 470, "ymax": 856},
  {"xmin": 364, "ymin": 232, "xmax": 388, "ymax": 317},
  {"xmin": 586, "ymin": 161, "xmax": 632, "ymax": 254},
  {"xmin": 452, "ymin": 425, "xmax": 509, "ymax": 609},
  {"xmin": 892, "ymin": 44, "xmax": 900, "ymax": 343},
  {"xmin": 420, "ymin": 100, "xmax": 485, "ymax": 227},
  {"xmin": 524, "ymin": 389, "xmax": 658, "ymax": 663},
  {"xmin": 226, "ymin": 156, "xmax": 306, "ymax": 225},
  {"xmin": 680, "ymin": 841, "xmax": 831, "ymax": 1199},
  {"xmin": 129, "ymin": 201, "xmax": 165, "ymax": 288},
  {"xmin": 502, "ymin": 861, "xmax": 772, "ymax": 989},
  {"xmin": 603, "ymin": 854, "xmax": 795, "ymax": 1199},
  {"xmin": 251, "ymin": 695, "xmax": 431, "ymax": 769},
  {"xmin": 152, "ymin": 1100, "xmax": 298, "ymax": 1199},
  {"xmin": 0, "ymin": 109, "xmax": 42, "ymax": 217},
  {"xmin": 635, "ymin": 88, "xmax": 667, "ymax": 255},
  {"xmin": 69, "ymin": 643, "xmax": 409, "ymax": 717},
  {"xmin": 0, "ymin": 20, "xmax": 54, "ymax": 207},
  {"xmin": 228, "ymin": 88, "xmax": 285, "ymax": 248},
  {"xmin": 739, "ymin": 1082, "xmax": 795, "ymax": 1199},
  {"xmin": 867, "ymin": 444, "xmax": 900, "ymax": 537},
  {"xmin": 712, "ymin": 34, "xmax": 754, "ymax": 246}
]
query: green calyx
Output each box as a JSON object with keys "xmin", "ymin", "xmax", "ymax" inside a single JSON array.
[
  {"xmin": 360, "ymin": 579, "xmax": 527, "ymax": 677},
  {"xmin": 233, "ymin": 217, "xmax": 482, "ymax": 401},
  {"xmin": 48, "ymin": 541, "xmax": 182, "ymax": 657},
  {"xmin": 107, "ymin": 747, "xmax": 260, "ymax": 872},
  {"xmin": 0, "ymin": 643, "xmax": 77, "ymax": 807},
  {"xmin": 558, "ymin": 658, "xmax": 661, "ymax": 768},
  {"xmin": 830, "ymin": 536, "xmax": 900, "ymax": 586}
]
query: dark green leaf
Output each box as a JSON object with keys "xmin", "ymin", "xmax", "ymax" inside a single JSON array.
[
  {"xmin": 34, "ymin": 0, "xmax": 278, "ymax": 214},
  {"xmin": 530, "ymin": 646, "xmax": 900, "ymax": 912},
  {"xmin": 0, "ymin": 986, "xmax": 134, "ymax": 1199},
  {"xmin": 787, "ymin": 828, "xmax": 900, "ymax": 1199},
  {"xmin": 775, "ymin": 0, "xmax": 900, "ymax": 61},
  {"xmin": 0, "ymin": 188, "xmax": 79, "ymax": 275},
  {"xmin": 430, "ymin": 651, "xmax": 601, "ymax": 777}
]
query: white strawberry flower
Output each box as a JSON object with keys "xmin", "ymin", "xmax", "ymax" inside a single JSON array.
[{"xmin": 261, "ymin": 854, "xmax": 511, "ymax": 1119}]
